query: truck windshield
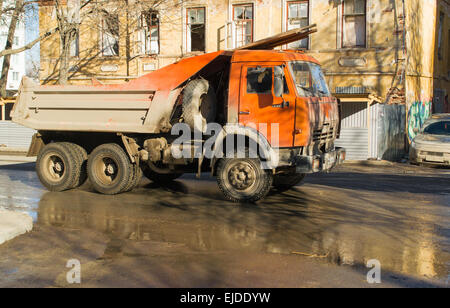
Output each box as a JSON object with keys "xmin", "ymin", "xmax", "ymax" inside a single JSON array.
[
  {"xmin": 289, "ymin": 61, "xmax": 330, "ymax": 98},
  {"xmin": 423, "ymin": 121, "xmax": 450, "ymax": 135}
]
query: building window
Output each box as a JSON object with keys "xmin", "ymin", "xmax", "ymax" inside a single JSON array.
[
  {"xmin": 0, "ymin": 103, "xmax": 15, "ymax": 121},
  {"xmin": 13, "ymin": 36, "xmax": 19, "ymax": 45},
  {"xmin": 447, "ymin": 30, "xmax": 450, "ymax": 75},
  {"xmin": 287, "ymin": 1, "xmax": 309, "ymax": 49},
  {"xmin": 187, "ymin": 7, "xmax": 205, "ymax": 52},
  {"xmin": 438, "ymin": 12, "xmax": 444, "ymax": 60},
  {"xmin": 12, "ymin": 72, "xmax": 19, "ymax": 81},
  {"xmin": 101, "ymin": 12, "xmax": 119, "ymax": 56},
  {"xmin": 342, "ymin": 0, "xmax": 366, "ymax": 48},
  {"xmin": 138, "ymin": 10, "xmax": 159, "ymax": 55},
  {"xmin": 233, "ymin": 4, "xmax": 253, "ymax": 48},
  {"xmin": 70, "ymin": 31, "xmax": 79, "ymax": 57}
]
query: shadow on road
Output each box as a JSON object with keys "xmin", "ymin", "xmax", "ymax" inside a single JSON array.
[
  {"xmin": 0, "ymin": 162, "xmax": 35, "ymax": 172},
  {"xmin": 306, "ymin": 172, "xmax": 450, "ymax": 195}
]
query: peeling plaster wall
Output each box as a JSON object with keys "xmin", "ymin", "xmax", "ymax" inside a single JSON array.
[
  {"xmin": 404, "ymin": 0, "xmax": 438, "ymax": 141},
  {"xmin": 309, "ymin": 0, "xmax": 404, "ymax": 102},
  {"xmin": 433, "ymin": 0, "xmax": 450, "ymax": 114}
]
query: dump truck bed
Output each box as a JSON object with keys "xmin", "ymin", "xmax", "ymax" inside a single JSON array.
[{"xmin": 12, "ymin": 51, "xmax": 226, "ymax": 134}]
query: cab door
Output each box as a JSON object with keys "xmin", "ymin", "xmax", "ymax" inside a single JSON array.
[{"xmin": 238, "ymin": 64, "xmax": 296, "ymax": 148}]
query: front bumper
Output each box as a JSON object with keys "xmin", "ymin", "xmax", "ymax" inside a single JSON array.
[
  {"xmin": 410, "ymin": 147, "xmax": 450, "ymax": 165},
  {"xmin": 295, "ymin": 147, "xmax": 346, "ymax": 174}
]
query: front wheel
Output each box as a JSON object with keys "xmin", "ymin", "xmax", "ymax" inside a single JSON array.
[{"xmin": 216, "ymin": 157, "xmax": 273, "ymax": 203}]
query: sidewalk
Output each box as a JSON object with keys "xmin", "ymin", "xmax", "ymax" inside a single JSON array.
[
  {"xmin": 0, "ymin": 153, "xmax": 35, "ymax": 163},
  {"xmin": 0, "ymin": 147, "xmax": 28, "ymax": 155},
  {"xmin": 343, "ymin": 159, "xmax": 398, "ymax": 167}
]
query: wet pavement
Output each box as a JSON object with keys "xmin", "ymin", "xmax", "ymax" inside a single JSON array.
[{"xmin": 0, "ymin": 158, "xmax": 449, "ymax": 288}]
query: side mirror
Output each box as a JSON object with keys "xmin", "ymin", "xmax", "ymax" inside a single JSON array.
[{"xmin": 274, "ymin": 66, "xmax": 284, "ymax": 98}]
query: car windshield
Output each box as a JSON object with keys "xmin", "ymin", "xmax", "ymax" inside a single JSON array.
[
  {"xmin": 288, "ymin": 61, "xmax": 331, "ymax": 98},
  {"xmin": 423, "ymin": 121, "xmax": 450, "ymax": 135}
]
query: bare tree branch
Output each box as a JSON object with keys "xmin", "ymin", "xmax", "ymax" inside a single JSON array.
[{"xmin": 0, "ymin": 28, "xmax": 58, "ymax": 57}]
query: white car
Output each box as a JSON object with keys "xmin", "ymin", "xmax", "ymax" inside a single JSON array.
[{"xmin": 410, "ymin": 114, "xmax": 450, "ymax": 166}]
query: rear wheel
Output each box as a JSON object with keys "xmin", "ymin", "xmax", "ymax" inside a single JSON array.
[
  {"xmin": 87, "ymin": 143, "xmax": 133, "ymax": 195},
  {"xmin": 61, "ymin": 142, "xmax": 88, "ymax": 188},
  {"xmin": 217, "ymin": 155, "xmax": 273, "ymax": 203},
  {"xmin": 125, "ymin": 164, "xmax": 143, "ymax": 192},
  {"xmin": 36, "ymin": 143, "xmax": 80, "ymax": 192}
]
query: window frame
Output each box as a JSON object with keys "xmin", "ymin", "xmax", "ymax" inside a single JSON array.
[
  {"xmin": 100, "ymin": 12, "xmax": 120, "ymax": 57},
  {"xmin": 0, "ymin": 102, "xmax": 15, "ymax": 122},
  {"xmin": 186, "ymin": 7, "xmax": 206, "ymax": 53},
  {"xmin": 341, "ymin": 0, "xmax": 367, "ymax": 49},
  {"xmin": 233, "ymin": 3, "xmax": 254, "ymax": 48},
  {"xmin": 139, "ymin": 10, "xmax": 160, "ymax": 55},
  {"xmin": 438, "ymin": 12, "xmax": 444, "ymax": 60},
  {"xmin": 69, "ymin": 30, "xmax": 80, "ymax": 58},
  {"xmin": 246, "ymin": 66, "xmax": 274, "ymax": 95},
  {"xmin": 286, "ymin": 0, "xmax": 309, "ymax": 50}
]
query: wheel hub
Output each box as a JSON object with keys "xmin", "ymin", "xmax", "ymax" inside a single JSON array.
[
  {"xmin": 53, "ymin": 162, "xmax": 63, "ymax": 173},
  {"xmin": 46, "ymin": 154, "xmax": 65, "ymax": 181},
  {"xmin": 228, "ymin": 162, "xmax": 256, "ymax": 191},
  {"xmin": 105, "ymin": 163, "xmax": 117, "ymax": 176}
]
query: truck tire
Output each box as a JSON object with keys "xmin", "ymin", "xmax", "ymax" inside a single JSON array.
[
  {"xmin": 142, "ymin": 164, "xmax": 183, "ymax": 184},
  {"xmin": 182, "ymin": 78, "xmax": 217, "ymax": 132},
  {"xmin": 36, "ymin": 143, "xmax": 80, "ymax": 192},
  {"xmin": 124, "ymin": 165, "xmax": 143, "ymax": 192},
  {"xmin": 273, "ymin": 173, "xmax": 306, "ymax": 191},
  {"xmin": 216, "ymin": 154, "xmax": 273, "ymax": 203},
  {"xmin": 87, "ymin": 143, "xmax": 133, "ymax": 195},
  {"xmin": 61, "ymin": 142, "xmax": 88, "ymax": 188}
]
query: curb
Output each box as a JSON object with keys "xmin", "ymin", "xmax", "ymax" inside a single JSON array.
[
  {"xmin": 0, "ymin": 155, "xmax": 36, "ymax": 163},
  {"xmin": 343, "ymin": 160, "xmax": 398, "ymax": 167}
]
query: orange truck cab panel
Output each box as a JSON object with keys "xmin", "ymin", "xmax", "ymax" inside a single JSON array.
[{"xmin": 228, "ymin": 50, "xmax": 341, "ymax": 152}]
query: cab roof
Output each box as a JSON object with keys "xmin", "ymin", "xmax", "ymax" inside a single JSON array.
[{"xmin": 231, "ymin": 49, "xmax": 320, "ymax": 65}]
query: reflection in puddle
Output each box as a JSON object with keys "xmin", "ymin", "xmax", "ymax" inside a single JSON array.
[{"xmin": 36, "ymin": 186, "xmax": 450, "ymax": 281}]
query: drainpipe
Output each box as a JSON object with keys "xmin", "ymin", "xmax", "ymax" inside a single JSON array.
[{"xmin": 401, "ymin": 0, "xmax": 407, "ymax": 88}]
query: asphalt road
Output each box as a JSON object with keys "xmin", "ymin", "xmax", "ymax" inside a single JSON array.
[{"xmin": 0, "ymin": 158, "xmax": 449, "ymax": 288}]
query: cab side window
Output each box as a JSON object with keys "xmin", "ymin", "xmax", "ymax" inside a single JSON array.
[{"xmin": 247, "ymin": 67, "xmax": 272, "ymax": 94}]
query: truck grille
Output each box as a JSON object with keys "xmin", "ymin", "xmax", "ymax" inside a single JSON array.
[
  {"xmin": 420, "ymin": 151, "xmax": 444, "ymax": 157},
  {"xmin": 313, "ymin": 125, "xmax": 335, "ymax": 142}
]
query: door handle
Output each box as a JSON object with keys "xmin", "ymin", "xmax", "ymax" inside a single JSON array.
[
  {"xmin": 239, "ymin": 111, "xmax": 250, "ymax": 115},
  {"xmin": 272, "ymin": 101, "xmax": 290, "ymax": 108}
]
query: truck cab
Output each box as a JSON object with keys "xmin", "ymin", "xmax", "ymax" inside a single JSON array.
[{"xmin": 224, "ymin": 50, "xmax": 345, "ymax": 173}]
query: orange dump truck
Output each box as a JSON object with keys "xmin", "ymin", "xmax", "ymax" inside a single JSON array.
[{"xmin": 12, "ymin": 27, "xmax": 345, "ymax": 202}]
